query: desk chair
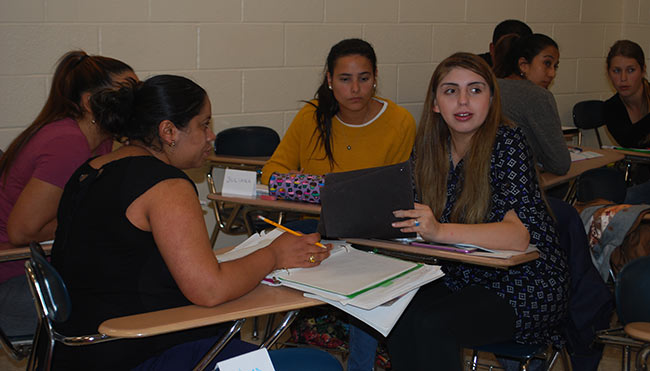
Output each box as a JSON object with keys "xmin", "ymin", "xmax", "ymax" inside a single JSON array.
[
  {"xmin": 0, "ymin": 245, "xmax": 51, "ymax": 362},
  {"xmin": 470, "ymin": 198, "xmax": 601, "ymax": 371},
  {"xmin": 597, "ymin": 256, "xmax": 650, "ymax": 371},
  {"xmin": 573, "ymin": 100, "xmax": 605, "ymax": 148},
  {"xmin": 623, "ymin": 323, "xmax": 650, "ymax": 371},
  {"xmin": 207, "ymin": 126, "xmax": 281, "ymax": 246},
  {"xmin": 23, "ymin": 242, "xmax": 310, "ymax": 371},
  {"xmin": 573, "ymin": 100, "xmax": 649, "ymax": 184}
]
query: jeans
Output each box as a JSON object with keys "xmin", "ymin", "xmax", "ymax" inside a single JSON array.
[
  {"xmin": 625, "ymin": 180, "xmax": 650, "ymax": 205},
  {"xmin": 347, "ymin": 324, "xmax": 378, "ymax": 371},
  {"xmin": 0, "ymin": 274, "xmax": 38, "ymax": 338}
]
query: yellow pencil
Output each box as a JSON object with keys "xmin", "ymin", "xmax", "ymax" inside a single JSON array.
[{"xmin": 257, "ymin": 215, "xmax": 327, "ymax": 249}]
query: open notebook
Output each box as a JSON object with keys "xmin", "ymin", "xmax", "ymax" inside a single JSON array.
[{"xmin": 217, "ymin": 229, "xmax": 444, "ymax": 335}]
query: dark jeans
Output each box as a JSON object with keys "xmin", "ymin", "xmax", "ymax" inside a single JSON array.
[
  {"xmin": 0, "ymin": 273, "xmax": 38, "ymax": 338},
  {"xmin": 387, "ymin": 280, "xmax": 516, "ymax": 371},
  {"xmin": 134, "ymin": 337, "xmax": 343, "ymax": 371}
]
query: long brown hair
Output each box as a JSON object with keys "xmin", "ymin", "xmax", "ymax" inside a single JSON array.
[
  {"xmin": 0, "ymin": 51, "xmax": 133, "ymax": 184},
  {"xmin": 415, "ymin": 52, "xmax": 511, "ymax": 224}
]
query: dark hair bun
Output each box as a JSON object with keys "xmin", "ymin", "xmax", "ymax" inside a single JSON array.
[{"xmin": 90, "ymin": 79, "xmax": 139, "ymax": 137}]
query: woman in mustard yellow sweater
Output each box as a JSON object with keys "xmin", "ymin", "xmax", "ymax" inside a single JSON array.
[
  {"xmin": 261, "ymin": 38, "xmax": 415, "ymax": 371},
  {"xmin": 261, "ymin": 38, "xmax": 415, "ymax": 184}
]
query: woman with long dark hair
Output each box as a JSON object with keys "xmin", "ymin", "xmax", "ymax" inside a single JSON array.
[
  {"xmin": 260, "ymin": 38, "xmax": 416, "ymax": 371},
  {"xmin": 494, "ymin": 33, "xmax": 571, "ymax": 176},
  {"xmin": 0, "ymin": 50, "xmax": 135, "ymax": 338},
  {"xmin": 260, "ymin": 38, "xmax": 415, "ymax": 184},
  {"xmin": 50, "ymin": 75, "xmax": 339, "ymax": 370}
]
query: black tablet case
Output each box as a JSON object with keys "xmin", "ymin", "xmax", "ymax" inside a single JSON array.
[{"xmin": 318, "ymin": 160, "xmax": 416, "ymax": 239}]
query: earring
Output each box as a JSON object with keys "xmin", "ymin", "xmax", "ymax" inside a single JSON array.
[
  {"xmin": 373, "ymin": 83, "xmax": 377, "ymax": 89},
  {"xmin": 91, "ymin": 119, "xmax": 97, "ymax": 125},
  {"xmin": 328, "ymin": 85, "xmax": 332, "ymax": 90},
  {"xmin": 169, "ymin": 140, "xmax": 176, "ymax": 148}
]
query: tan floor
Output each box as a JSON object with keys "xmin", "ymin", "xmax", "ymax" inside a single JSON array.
[{"xmin": 0, "ymin": 321, "xmax": 638, "ymax": 370}]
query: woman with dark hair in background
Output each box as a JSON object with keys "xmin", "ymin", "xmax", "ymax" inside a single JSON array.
[
  {"xmin": 260, "ymin": 38, "xmax": 416, "ymax": 371},
  {"xmin": 260, "ymin": 38, "xmax": 415, "ymax": 184},
  {"xmin": 0, "ymin": 50, "xmax": 135, "ymax": 339},
  {"xmin": 50, "ymin": 75, "xmax": 340, "ymax": 370},
  {"xmin": 494, "ymin": 33, "xmax": 571, "ymax": 176}
]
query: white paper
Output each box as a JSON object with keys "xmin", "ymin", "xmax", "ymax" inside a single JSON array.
[
  {"xmin": 278, "ymin": 263, "xmax": 443, "ymax": 310},
  {"xmin": 305, "ymin": 288, "xmax": 419, "ymax": 337},
  {"xmin": 471, "ymin": 244, "xmax": 538, "ymax": 259},
  {"xmin": 570, "ymin": 150, "xmax": 603, "ymax": 162},
  {"xmin": 216, "ymin": 229, "xmax": 284, "ymax": 263},
  {"xmin": 273, "ymin": 247, "xmax": 421, "ymax": 297},
  {"xmin": 216, "ymin": 348, "xmax": 275, "ymax": 371},
  {"xmin": 221, "ymin": 168, "xmax": 257, "ymax": 196}
]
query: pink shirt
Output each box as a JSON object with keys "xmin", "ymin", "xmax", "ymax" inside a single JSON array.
[{"xmin": 0, "ymin": 118, "xmax": 113, "ymax": 282}]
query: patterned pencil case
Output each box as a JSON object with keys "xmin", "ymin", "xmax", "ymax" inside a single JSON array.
[{"xmin": 268, "ymin": 173, "xmax": 325, "ymax": 204}]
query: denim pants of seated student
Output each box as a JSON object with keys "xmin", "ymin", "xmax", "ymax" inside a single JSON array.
[
  {"xmin": 0, "ymin": 273, "xmax": 38, "ymax": 337},
  {"xmin": 134, "ymin": 336, "xmax": 343, "ymax": 371},
  {"xmin": 625, "ymin": 180, "xmax": 650, "ymax": 205},
  {"xmin": 284, "ymin": 218, "xmax": 379, "ymax": 371},
  {"xmin": 348, "ymin": 322, "xmax": 379, "ymax": 371}
]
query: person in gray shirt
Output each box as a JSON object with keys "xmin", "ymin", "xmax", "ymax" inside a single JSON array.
[{"xmin": 494, "ymin": 33, "xmax": 571, "ymax": 175}]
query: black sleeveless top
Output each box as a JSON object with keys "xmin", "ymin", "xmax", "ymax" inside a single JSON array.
[{"xmin": 51, "ymin": 156, "xmax": 220, "ymax": 370}]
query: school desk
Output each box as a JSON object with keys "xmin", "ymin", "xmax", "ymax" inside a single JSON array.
[
  {"xmin": 539, "ymin": 147, "xmax": 624, "ymax": 191},
  {"xmin": 206, "ymin": 153, "xmax": 269, "ymax": 170},
  {"xmin": 345, "ymin": 238, "xmax": 539, "ymax": 270},
  {"xmin": 206, "ymin": 155, "xmax": 272, "ymax": 245}
]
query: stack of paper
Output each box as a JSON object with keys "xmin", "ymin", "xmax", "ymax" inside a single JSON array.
[{"xmin": 216, "ymin": 229, "xmax": 444, "ymax": 336}]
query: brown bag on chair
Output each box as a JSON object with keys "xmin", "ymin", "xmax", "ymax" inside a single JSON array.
[{"xmin": 610, "ymin": 209, "xmax": 650, "ymax": 276}]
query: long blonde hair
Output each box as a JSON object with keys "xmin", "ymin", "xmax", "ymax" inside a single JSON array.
[{"xmin": 415, "ymin": 52, "xmax": 512, "ymax": 224}]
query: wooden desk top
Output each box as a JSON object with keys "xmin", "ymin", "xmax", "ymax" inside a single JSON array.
[
  {"xmin": 208, "ymin": 193, "xmax": 321, "ymax": 215},
  {"xmin": 206, "ymin": 154, "xmax": 269, "ymax": 167},
  {"xmin": 539, "ymin": 147, "xmax": 624, "ymax": 189},
  {"xmin": 345, "ymin": 238, "xmax": 539, "ymax": 269},
  {"xmin": 613, "ymin": 148, "xmax": 650, "ymax": 161},
  {"xmin": 99, "ymin": 285, "xmax": 321, "ymax": 338}
]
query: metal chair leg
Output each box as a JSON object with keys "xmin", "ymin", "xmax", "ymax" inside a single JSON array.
[
  {"xmin": 470, "ymin": 350, "xmax": 479, "ymax": 371},
  {"xmin": 192, "ymin": 319, "xmax": 246, "ymax": 371},
  {"xmin": 623, "ymin": 345, "xmax": 632, "ymax": 371},
  {"xmin": 262, "ymin": 314, "xmax": 276, "ymax": 344},
  {"xmin": 251, "ymin": 317, "xmax": 259, "ymax": 340},
  {"xmin": 637, "ymin": 344, "xmax": 650, "ymax": 371},
  {"xmin": 260, "ymin": 310, "xmax": 300, "ymax": 349}
]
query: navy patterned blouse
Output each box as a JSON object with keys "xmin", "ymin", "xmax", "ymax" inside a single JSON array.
[{"xmin": 440, "ymin": 125, "xmax": 569, "ymax": 345}]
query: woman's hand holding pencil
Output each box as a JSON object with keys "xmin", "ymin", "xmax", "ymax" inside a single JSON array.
[{"xmin": 258, "ymin": 215, "xmax": 332, "ymax": 268}]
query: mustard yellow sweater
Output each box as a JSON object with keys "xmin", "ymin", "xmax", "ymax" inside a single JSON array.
[{"xmin": 261, "ymin": 97, "xmax": 415, "ymax": 184}]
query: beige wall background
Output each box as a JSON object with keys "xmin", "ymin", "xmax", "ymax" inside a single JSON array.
[{"xmin": 1, "ymin": 0, "xmax": 649, "ymax": 246}]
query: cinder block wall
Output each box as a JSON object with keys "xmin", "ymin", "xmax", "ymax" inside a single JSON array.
[{"xmin": 1, "ymin": 0, "xmax": 649, "ymax": 245}]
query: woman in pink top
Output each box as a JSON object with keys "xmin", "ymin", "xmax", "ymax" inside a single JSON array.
[{"xmin": 0, "ymin": 50, "xmax": 135, "ymax": 338}]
